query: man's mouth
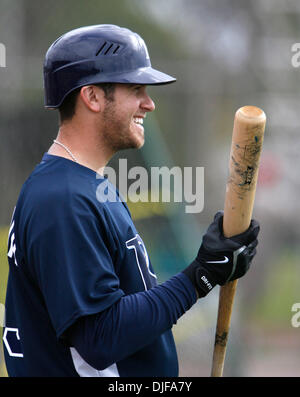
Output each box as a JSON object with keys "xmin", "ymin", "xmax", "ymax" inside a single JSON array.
[{"xmin": 133, "ymin": 117, "xmax": 144, "ymax": 126}]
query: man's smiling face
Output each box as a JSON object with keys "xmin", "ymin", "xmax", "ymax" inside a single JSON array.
[{"xmin": 100, "ymin": 83, "xmax": 155, "ymax": 152}]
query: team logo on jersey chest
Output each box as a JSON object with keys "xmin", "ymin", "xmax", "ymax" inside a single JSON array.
[{"xmin": 126, "ymin": 234, "xmax": 157, "ymax": 290}]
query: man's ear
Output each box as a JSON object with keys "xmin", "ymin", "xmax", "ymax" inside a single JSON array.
[{"xmin": 79, "ymin": 85, "xmax": 104, "ymax": 112}]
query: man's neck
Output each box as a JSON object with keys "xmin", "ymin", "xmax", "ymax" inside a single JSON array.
[{"xmin": 48, "ymin": 125, "xmax": 113, "ymax": 174}]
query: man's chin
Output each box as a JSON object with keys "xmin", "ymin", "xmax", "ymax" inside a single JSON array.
[
  {"xmin": 113, "ymin": 138, "xmax": 144, "ymax": 152},
  {"xmin": 127, "ymin": 134, "xmax": 145, "ymax": 150},
  {"xmin": 135, "ymin": 138, "xmax": 145, "ymax": 149}
]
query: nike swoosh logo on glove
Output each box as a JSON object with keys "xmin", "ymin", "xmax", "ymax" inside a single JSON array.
[{"xmin": 206, "ymin": 256, "xmax": 229, "ymax": 264}]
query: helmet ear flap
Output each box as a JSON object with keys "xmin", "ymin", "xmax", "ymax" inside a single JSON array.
[{"xmin": 43, "ymin": 24, "xmax": 176, "ymax": 108}]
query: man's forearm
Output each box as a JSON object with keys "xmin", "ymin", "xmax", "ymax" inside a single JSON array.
[{"xmin": 66, "ymin": 273, "xmax": 197, "ymax": 370}]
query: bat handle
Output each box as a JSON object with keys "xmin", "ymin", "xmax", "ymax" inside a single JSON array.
[{"xmin": 210, "ymin": 279, "xmax": 238, "ymax": 377}]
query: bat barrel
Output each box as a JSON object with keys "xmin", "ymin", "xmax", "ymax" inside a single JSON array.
[{"xmin": 223, "ymin": 106, "xmax": 266, "ymax": 237}]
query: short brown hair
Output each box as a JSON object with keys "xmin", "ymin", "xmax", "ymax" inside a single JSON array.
[{"xmin": 58, "ymin": 83, "xmax": 115, "ymax": 124}]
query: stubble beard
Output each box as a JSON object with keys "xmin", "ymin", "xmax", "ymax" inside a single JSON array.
[{"xmin": 101, "ymin": 100, "xmax": 144, "ymax": 153}]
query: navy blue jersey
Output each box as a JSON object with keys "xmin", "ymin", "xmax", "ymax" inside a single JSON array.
[{"xmin": 3, "ymin": 154, "xmax": 196, "ymax": 377}]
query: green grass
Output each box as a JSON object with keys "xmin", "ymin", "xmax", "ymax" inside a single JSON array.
[{"xmin": 250, "ymin": 248, "xmax": 300, "ymax": 327}]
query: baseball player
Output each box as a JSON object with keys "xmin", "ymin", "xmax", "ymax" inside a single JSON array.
[{"xmin": 3, "ymin": 25, "xmax": 260, "ymax": 377}]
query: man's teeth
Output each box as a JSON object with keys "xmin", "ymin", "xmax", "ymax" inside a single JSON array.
[{"xmin": 134, "ymin": 117, "xmax": 143, "ymax": 125}]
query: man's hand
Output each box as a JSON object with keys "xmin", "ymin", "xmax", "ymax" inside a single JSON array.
[{"xmin": 183, "ymin": 211, "xmax": 260, "ymax": 297}]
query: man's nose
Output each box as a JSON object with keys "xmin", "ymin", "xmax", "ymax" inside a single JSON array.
[{"xmin": 141, "ymin": 93, "xmax": 155, "ymax": 112}]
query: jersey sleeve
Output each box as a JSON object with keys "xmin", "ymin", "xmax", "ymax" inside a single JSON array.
[
  {"xmin": 26, "ymin": 190, "xmax": 124, "ymax": 339},
  {"xmin": 67, "ymin": 273, "xmax": 197, "ymax": 370}
]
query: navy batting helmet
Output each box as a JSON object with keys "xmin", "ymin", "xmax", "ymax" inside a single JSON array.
[{"xmin": 43, "ymin": 24, "xmax": 176, "ymax": 108}]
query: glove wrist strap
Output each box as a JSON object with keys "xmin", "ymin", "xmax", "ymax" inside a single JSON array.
[{"xmin": 182, "ymin": 260, "xmax": 217, "ymax": 298}]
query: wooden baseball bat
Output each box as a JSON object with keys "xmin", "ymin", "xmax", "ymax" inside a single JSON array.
[{"xmin": 210, "ymin": 105, "xmax": 266, "ymax": 377}]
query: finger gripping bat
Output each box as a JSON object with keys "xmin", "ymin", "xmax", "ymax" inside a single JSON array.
[{"xmin": 210, "ymin": 106, "xmax": 266, "ymax": 377}]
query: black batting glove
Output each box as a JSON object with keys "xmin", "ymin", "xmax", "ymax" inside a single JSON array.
[{"xmin": 183, "ymin": 211, "xmax": 260, "ymax": 298}]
